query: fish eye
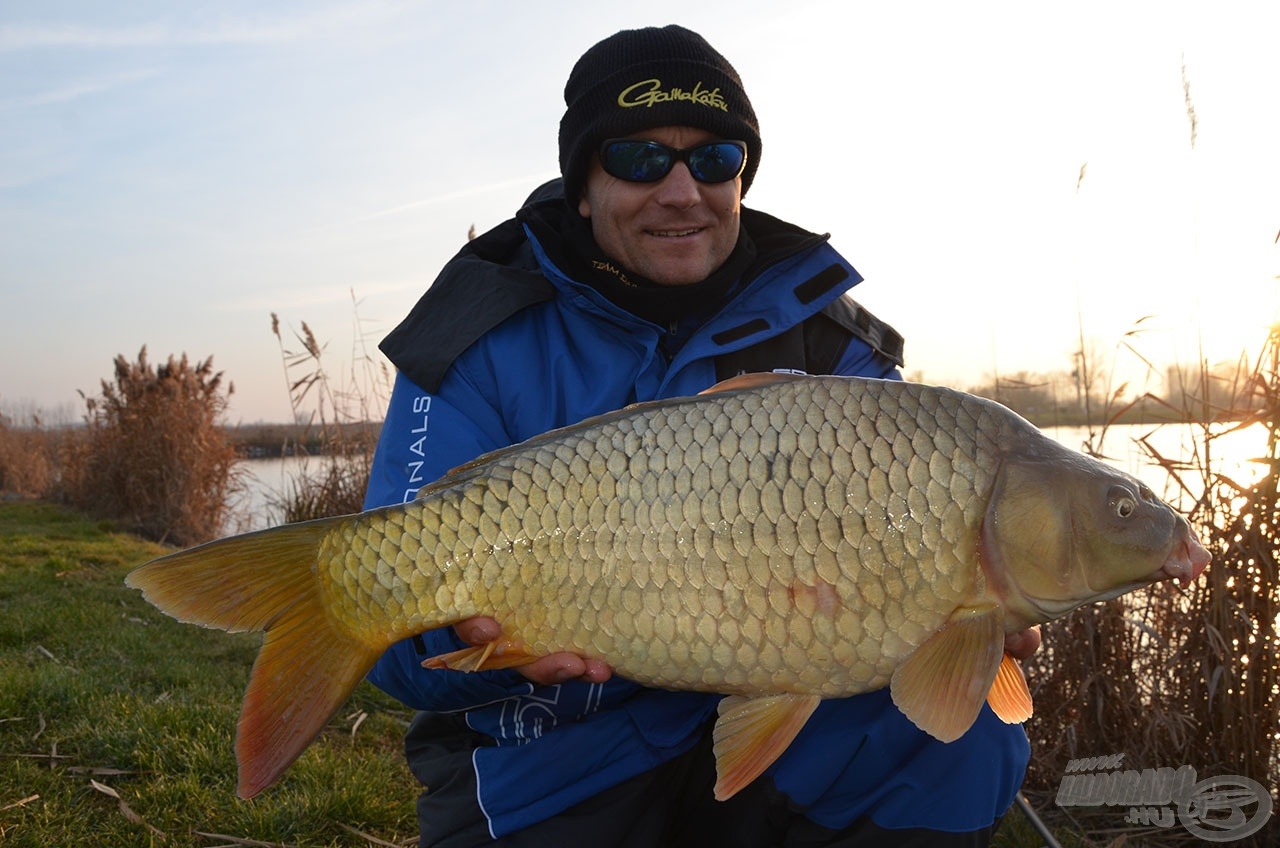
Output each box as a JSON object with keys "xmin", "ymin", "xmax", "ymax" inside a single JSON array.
[{"xmin": 1113, "ymin": 494, "xmax": 1136, "ymax": 518}]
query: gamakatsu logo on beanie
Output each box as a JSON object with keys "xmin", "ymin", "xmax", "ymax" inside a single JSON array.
[{"xmin": 617, "ymin": 79, "xmax": 729, "ymax": 111}]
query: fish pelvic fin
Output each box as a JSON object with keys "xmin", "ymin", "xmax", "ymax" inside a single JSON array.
[
  {"xmin": 423, "ymin": 637, "xmax": 537, "ymax": 672},
  {"xmin": 889, "ymin": 605, "xmax": 1006, "ymax": 743},
  {"xmin": 986, "ymin": 653, "xmax": 1034, "ymax": 725},
  {"xmin": 125, "ymin": 516, "xmax": 383, "ymax": 799},
  {"xmin": 712, "ymin": 693, "xmax": 821, "ymax": 801}
]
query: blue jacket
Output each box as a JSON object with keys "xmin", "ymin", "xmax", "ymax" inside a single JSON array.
[{"xmin": 364, "ymin": 196, "xmax": 1028, "ymax": 838}]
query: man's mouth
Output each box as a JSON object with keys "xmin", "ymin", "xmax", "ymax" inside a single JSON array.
[{"xmin": 648, "ymin": 227, "xmax": 704, "ymax": 238}]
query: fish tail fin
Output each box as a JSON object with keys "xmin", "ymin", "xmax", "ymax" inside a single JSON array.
[
  {"xmin": 126, "ymin": 517, "xmax": 383, "ymax": 798},
  {"xmin": 236, "ymin": 596, "xmax": 382, "ymax": 798}
]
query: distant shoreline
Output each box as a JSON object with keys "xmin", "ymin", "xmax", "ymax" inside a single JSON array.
[{"xmin": 222, "ymin": 394, "xmax": 1254, "ymax": 458}]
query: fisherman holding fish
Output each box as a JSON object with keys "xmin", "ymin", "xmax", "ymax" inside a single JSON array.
[
  {"xmin": 363, "ymin": 24, "xmax": 1034, "ymax": 847},
  {"xmin": 127, "ymin": 21, "xmax": 1211, "ymax": 845}
]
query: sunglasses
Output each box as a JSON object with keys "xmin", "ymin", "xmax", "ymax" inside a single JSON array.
[{"xmin": 599, "ymin": 138, "xmax": 748, "ymax": 184}]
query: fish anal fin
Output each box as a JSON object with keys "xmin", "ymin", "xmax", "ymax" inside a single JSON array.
[
  {"xmin": 889, "ymin": 606, "xmax": 1005, "ymax": 743},
  {"xmin": 987, "ymin": 653, "xmax": 1034, "ymax": 724},
  {"xmin": 423, "ymin": 637, "xmax": 537, "ymax": 672},
  {"xmin": 712, "ymin": 693, "xmax": 821, "ymax": 801}
]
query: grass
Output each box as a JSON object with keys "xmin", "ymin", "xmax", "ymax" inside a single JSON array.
[{"xmin": 0, "ymin": 500, "xmax": 419, "ymax": 847}]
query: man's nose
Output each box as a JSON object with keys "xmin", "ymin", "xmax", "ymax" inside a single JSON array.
[{"xmin": 654, "ymin": 162, "xmax": 700, "ymax": 208}]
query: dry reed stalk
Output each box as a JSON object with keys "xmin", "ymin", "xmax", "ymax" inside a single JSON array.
[{"xmin": 267, "ymin": 297, "xmax": 390, "ymax": 522}]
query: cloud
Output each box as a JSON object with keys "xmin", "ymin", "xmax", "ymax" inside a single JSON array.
[
  {"xmin": 0, "ymin": 67, "xmax": 158, "ymax": 110},
  {"xmin": 353, "ymin": 173, "xmax": 561, "ymax": 223},
  {"xmin": 0, "ymin": 2, "xmax": 414, "ymax": 52}
]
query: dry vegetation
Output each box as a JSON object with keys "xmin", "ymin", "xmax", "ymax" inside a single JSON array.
[
  {"xmin": 1018, "ymin": 333, "xmax": 1279, "ymax": 846},
  {"xmin": 267, "ymin": 303, "xmax": 391, "ymax": 522},
  {"xmin": 54, "ymin": 348, "xmax": 240, "ymax": 547}
]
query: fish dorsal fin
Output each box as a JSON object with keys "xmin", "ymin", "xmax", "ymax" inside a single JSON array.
[
  {"xmin": 712, "ymin": 693, "xmax": 821, "ymax": 800},
  {"xmin": 986, "ymin": 653, "xmax": 1034, "ymax": 724},
  {"xmin": 699, "ymin": 371, "xmax": 812, "ymax": 395},
  {"xmin": 889, "ymin": 606, "xmax": 1006, "ymax": 742}
]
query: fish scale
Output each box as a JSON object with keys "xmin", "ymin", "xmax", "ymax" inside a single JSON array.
[
  {"xmin": 127, "ymin": 372, "xmax": 1209, "ymax": 800},
  {"xmin": 315, "ymin": 377, "xmax": 994, "ymax": 697}
]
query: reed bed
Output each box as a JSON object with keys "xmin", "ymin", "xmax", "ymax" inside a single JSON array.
[
  {"xmin": 1017, "ymin": 332, "xmax": 1279, "ymax": 846},
  {"xmin": 56, "ymin": 348, "xmax": 241, "ymax": 547}
]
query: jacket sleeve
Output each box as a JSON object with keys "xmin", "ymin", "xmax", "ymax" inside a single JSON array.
[{"xmin": 363, "ymin": 369, "xmax": 537, "ymax": 712}]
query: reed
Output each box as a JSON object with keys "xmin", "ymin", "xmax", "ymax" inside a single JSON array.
[
  {"xmin": 0, "ymin": 410, "xmax": 59, "ymax": 499},
  {"xmin": 56, "ymin": 348, "xmax": 241, "ymax": 547},
  {"xmin": 266, "ymin": 295, "xmax": 391, "ymax": 523}
]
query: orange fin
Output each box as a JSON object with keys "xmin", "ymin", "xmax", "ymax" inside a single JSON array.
[
  {"xmin": 237, "ymin": 603, "xmax": 382, "ymax": 798},
  {"xmin": 699, "ymin": 372, "xmax": 812, "ymax": 395},
  {"xmin": 889, "ymin": 606, "xmax": 1006, "ymax": 742},
  {"xmin": 126, "ymin": 516, "xmax": 384, "ymax": 798},
  {"xmin": 712, "ymin": 693, "xmax": 821, "ymax": 800},
  {"xmin": 424, "ymin": 637, "xmax": 537, "ymax": 672},
  {"xmin": 986, "ymin": 653, "xmax": 1034, "ymax": 724}
]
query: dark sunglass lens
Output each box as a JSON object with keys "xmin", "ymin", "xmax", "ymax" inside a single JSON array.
[
  {"xmin": 687, "ymin": 142, "xmax": 746, "ymax": 183},
  {"xmin": 603, "ymin": 141, "xmax": 672, "ymax": 182}
]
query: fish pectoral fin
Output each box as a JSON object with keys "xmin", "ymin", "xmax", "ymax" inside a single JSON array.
[
  {"xmin": 889, "ymin": 606, "xmax": 1006, "ymax": 743},
  {"xmin": 712, "ymin": 693, "xmax": 821, "ymax": 801},
  {"xmin": 986, "ymin": 653, "xmax": 1034, "ymax": 724},
  {"xmin": 422, "ymin": 637, "xmax": 536, "ymax": 672}
]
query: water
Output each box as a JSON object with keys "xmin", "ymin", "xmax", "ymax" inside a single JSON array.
[
  {"xmin": 1044, "ymin": 420, "xmax": 1270, "ymax": 504},
  {"xmin": 228, "ymin": 421, "xmax": 1271, "ymax": 533},
  {"xmin": 227, "ymin": 455, "xmax": 339, "ymax": 533}
]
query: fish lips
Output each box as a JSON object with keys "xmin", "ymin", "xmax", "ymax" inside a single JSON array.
[{"xmin": 1159, "ymin": 531, "xmax": 1212, "ymax": 588}]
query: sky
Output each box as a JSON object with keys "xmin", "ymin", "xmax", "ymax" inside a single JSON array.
[{"xmin": 2, "ymin": 0, "xmax": 1278, "ymax": 424}]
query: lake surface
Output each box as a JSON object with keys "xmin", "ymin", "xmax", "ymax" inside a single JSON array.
[{"xmin": 227, "ymin": 421, "xmax": 1272, "ymax": 533}]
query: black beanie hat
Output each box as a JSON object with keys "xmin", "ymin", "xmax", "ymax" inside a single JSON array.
[{"xmin": 559, "ymin": 25, "xmax": 761, "ymax": 205}]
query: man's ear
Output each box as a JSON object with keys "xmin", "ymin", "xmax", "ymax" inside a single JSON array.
[{"xmin": 578, "ymin": 193, "xmax": 592, "ymax": 218}]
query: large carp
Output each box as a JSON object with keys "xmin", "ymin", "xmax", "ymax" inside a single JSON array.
[{"xmin": 126, "ymin": 373, "xmax": 1209, "ymax": 800}]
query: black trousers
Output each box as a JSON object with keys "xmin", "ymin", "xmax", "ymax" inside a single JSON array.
[{"xmin": 406, "ymin": 713, "xmax": 997, "ymax": 848}]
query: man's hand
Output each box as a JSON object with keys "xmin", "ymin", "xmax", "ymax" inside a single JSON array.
[
  {"xmin": 1004, "ymin": 626, "xmax": 1042, "ymax": 660},
  {"xmin": 454, "ymin": 617, "xmax": 613, "ymax": 686}
]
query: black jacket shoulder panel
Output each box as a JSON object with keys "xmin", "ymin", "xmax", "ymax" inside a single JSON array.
[
  {"xmin": 378, "ymin": 216, "xmax": 554, "ymax": 393},
  {"xmin": 816, "ymin": 296, "xmax": 905, "ymax": 368}
]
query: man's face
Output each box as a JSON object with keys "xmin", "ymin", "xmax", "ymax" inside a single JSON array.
[{"xmin": 578, "ymin": 126, "xmax": 742, "ymax": 287}]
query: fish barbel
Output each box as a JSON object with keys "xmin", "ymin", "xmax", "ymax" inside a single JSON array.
[{"xmin": 126, "ymin": 373, "xmax": 1210, "ymax": 800}]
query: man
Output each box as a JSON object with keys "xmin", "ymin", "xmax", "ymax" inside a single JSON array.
[{"xmin": 364, "ymin": 24, "xmax": 1033, "ymax": 847}]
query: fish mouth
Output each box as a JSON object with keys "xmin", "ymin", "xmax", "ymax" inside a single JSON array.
[{"xmin": 1159, "ymin": 530, "xmax": 1212, "ymax": 588}]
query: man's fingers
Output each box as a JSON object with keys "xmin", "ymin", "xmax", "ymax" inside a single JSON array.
[
  {"xmin": 1004, "ymin": 626, "xmax": 1042, "ymax": 660},
  {"xmin": 450, "ymin": 618, "xmax": 614, "ymax": 684},
  {"xmin": 518, "ymin": 653, "xmax": 613, "ymax": 686},
  {"xmin": 454, "ymin": 616, "xmax": 502, "ymax": 645}
]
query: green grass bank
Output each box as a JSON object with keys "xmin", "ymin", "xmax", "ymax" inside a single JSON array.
[{"xmin": 0, "ymin": 500, "xmax": 418, "ymax": 847}]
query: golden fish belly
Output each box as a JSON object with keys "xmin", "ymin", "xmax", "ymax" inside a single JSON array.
[{"xmin": 319, "ymin": 377, "xmax": 1007, "ymax": 697}]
